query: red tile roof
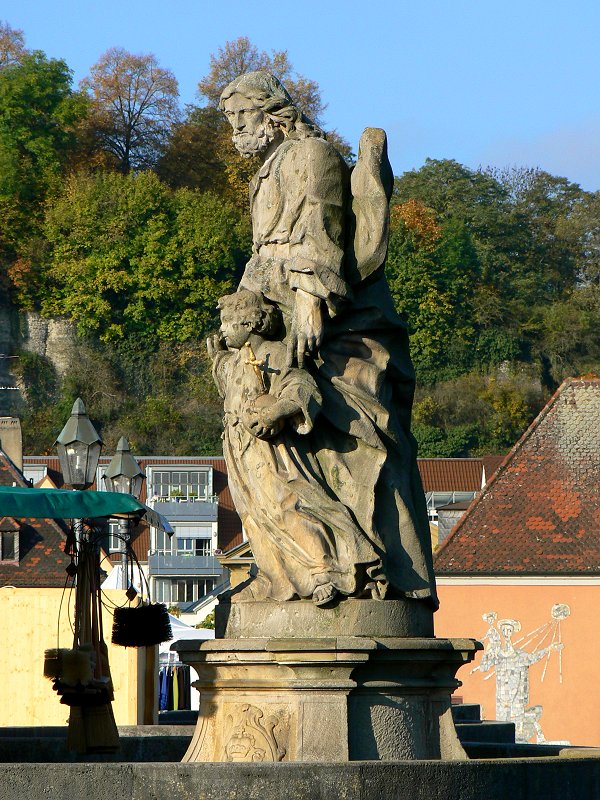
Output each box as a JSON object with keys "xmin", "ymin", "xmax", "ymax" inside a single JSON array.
[
  {"xmin": 0, "ymin": 450, "xmax": 71, "ymax": 588},
  {"xmin": 417, "ymin": 458, "xmax": 487, "ymax": 492},
  {"xmin": 434, "ymin": 379, "xmax": 600, "ymax": 575}
]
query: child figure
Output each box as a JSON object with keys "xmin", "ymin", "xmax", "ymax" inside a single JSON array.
[{"xmin": 207, "ymin": 289, "xmax": 383, "ymax": 606}]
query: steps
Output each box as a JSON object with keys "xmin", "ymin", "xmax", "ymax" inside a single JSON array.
[
  {"xmin": 452, "ymin": 702, "xmax": 517, "ymax": 746},
  {"xmin": 451, "ymin": 702, "xmax": 574, "ymax": 758}
]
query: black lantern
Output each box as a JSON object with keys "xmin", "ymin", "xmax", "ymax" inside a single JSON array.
[
  {"xmin": 55, "ymin": 398, "xmax": 103, "ymax": 490},
  {"xmin": 103, "ymin": 436, "xmax": 145, "ymax": 499}
]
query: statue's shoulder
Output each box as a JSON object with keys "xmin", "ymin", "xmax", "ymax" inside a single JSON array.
[{"xmin": 279, "ymin": 135, "xmax": 347, "ymax": 172}]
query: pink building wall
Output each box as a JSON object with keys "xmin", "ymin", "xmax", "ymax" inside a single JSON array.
[{"xmin": 435, "ymin": 581, "xmax": 600, "ymax": 746}]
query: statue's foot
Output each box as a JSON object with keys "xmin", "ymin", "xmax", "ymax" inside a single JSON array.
[{"xmin": 312, "ymin": 582, "xmax": 338, "ymax": 607}]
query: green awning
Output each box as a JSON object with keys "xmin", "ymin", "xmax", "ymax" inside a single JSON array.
[{"xmin": 0, "ymin": 485, "xmax": 173, "ymax": 534}]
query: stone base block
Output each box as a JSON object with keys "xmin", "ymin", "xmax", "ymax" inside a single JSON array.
[
  {"xmin": 216, "ymin": 597, "xmax": 434, "ymax": 639},
  {"xmin": 174, "ymin": 636, "xmax": 481, "ymax": 763}
]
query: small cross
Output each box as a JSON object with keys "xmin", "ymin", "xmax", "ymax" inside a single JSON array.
[{"xmin": 244, "ymin": 351, "xmax": 281, "ymax": 377}]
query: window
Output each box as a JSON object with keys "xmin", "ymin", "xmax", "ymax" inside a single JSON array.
[
  {"xmin": 153, "ymin": 525, "xmax": 212, "ymax": 556},
  {"xmin": 154, "ymin": 577, "xmax": 216, "ymax": 604},
  {"xmin": 151, "ymin": 469, "xmax": 210, "ymax": 501},
  {"xmin": 107, "ymin": 521, "xmax": 124, "ymax": 553},
  {"xmin": 0, "ymin": 531, "xmax": 18, "ymax": 562},
  {"xmin": 177, "ymin": 538, "xmax": 212, "ymax": 557},
  {"xmin": 175, "ymin": 524, "xmax": 212, "ymax": 557},
  {"xmin": 154, "ymin": 529, "xmax": 172, "ymax": 555}
]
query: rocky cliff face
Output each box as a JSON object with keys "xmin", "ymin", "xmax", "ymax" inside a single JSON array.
[
  {"xmin": 0, "ymin": 303, "xmax": 76, "ymax": 414},
  {"xmin": 21, "ymin": 312, "xmax": 76, "ymax": 375}
]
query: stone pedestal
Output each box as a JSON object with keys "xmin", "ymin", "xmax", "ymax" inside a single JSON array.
[{"xmin": 174, "ymin": 599, "xmax": 481, "ymax": 763}]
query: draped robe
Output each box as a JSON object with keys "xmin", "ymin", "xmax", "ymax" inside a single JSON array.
[
  {"xmin": 214, "ymin": 338, "xmax": 382, "ymax": 601},
  {"xmin": 237, "ymin": 133, "xmax": 438, "ymax": 606}
]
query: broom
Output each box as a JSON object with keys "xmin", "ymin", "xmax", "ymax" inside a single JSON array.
[{"xmin": 67, "ymin": 531, "xmax": 120, "ymax": 754}]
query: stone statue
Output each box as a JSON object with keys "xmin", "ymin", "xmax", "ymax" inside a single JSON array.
[{"xmin": 211, "ymin": 70, "xmax": 437, "ymax": 609}]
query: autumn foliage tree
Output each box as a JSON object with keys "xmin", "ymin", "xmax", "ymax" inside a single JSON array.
[
  {"xmin": 160, "ymin": 35, "xmax": 358, "ymax": 211},
  {"xmin": 155, "ymin": 106, "xmax": 228, "ymax": 194},
  {"xmin": 81, "ymin": 47, "xmax": 180, "ymax": 173},
  {"xmin": 0, "ymin": 20, "xmax": 27, "ymax": 68}
]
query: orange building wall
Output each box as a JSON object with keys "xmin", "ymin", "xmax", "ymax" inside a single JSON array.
[{"xmin": 435, "ymin": 581, "xmax": 600, "ymax": 747}]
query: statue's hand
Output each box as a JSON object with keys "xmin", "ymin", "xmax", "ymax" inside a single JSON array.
[
  {"xmin": 206, "ymin": 334, "xmax": 226, "ymax": 359},
  {"xmin": 287, "ymin": 289, "xmax": 323, "ymax": 368}
]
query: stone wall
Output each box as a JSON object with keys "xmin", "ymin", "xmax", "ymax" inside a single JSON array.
[{"xmin": 1, "ymin": 759, "xmax": 599, "ymax": 800}]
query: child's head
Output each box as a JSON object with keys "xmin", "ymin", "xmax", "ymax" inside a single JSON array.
[{"xmin": 217, "ymin": 290, "xmax": 281, "ymax": 349}]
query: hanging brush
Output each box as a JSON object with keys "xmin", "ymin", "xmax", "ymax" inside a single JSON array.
[
  {"xmin": 43, "ymin": 646, "xmax": 94, "ymax": 686},
  {"xmin": 112, "ymin": 602, "xmax": 173, "ymax": 647},
  {"xmin": 110, "ymin": 542, "xmax": 173, "ymax": 647}
]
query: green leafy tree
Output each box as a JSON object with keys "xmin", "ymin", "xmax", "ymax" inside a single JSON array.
[
  {"xmin": 392, "ymin": 158, "xmax": 600, "ymax": 391},
  {"xmin": 0, "ymin": 50, "xmax": 89, "ymax": 303},
  {"xmin": 386, "ymin": 200, "xmax": 479, "ymax": 382},
  {"xmin": 412, "ymin": 369, "xmax": 545, "ymax": 456},
  {"xmin": 42, "ymin": 171, "xmax": 251, "ymax": 342}
]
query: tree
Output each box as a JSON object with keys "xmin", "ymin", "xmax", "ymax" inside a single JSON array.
[
  {"xmin": 42, "ymin": 171, "xmax": 251, "ymax": 342},
  {"xmin": 198, "ymin": 36, "xmax": 325, "ymax": 124},
  {"xmin": 0, "ymin": 21, "xmax": 27, "ymax": 68},
  {"xmin": 386, "ymin": 200, "xmax": 479, "ymax": 383},
  {"xmin": 0, "ymin": 51, "xmax": 89, "ymax": 303},
  {"xmin": 81, "ymin": 47, "xmax": 180, "ymax": 173},
  {"xmin": 391, "ymin": 158, "xmax": 600, "ymax": 387},
  {"xmin": 412, "ymin": 369, "xmax": 545, "ymax": 456},
  {"xmin": 17, "ymin": 336, "xmax": 226, "ymax": 456},
  {"xmin": 156, "ymin": 106, "xmax": 229, "ymax": 195}
]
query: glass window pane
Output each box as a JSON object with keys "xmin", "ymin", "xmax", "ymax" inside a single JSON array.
[
  {"xmin": 154, "ymin": 579, "xmax": 165, "ymax": 603},
  {"xmin": 150, "ymin": 469, "xmax": 210, "ymax": 501},
  {"xmin": 177, "ymin": 539, "xmax": 194, "ymax": 555},
  {"xmin": 1, "ymin": 532, "xmax": 15, "ymax": 560},
  {"xmin": 196, "ymin": 539, "xmax": 211, "ymax": 557},
  {"xmin": 155, "ymin": 530, "xmax": 171, "ymax": 553}
]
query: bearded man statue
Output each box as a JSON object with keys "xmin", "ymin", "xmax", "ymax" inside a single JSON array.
[{"xmin": 215, "ymin": 70, "xmax": 437, "ymax": 610}]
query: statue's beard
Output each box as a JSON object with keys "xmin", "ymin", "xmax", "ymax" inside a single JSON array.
[{"xmin": 232, "ymin": 120, "xmax": 278, "ymax": 157}]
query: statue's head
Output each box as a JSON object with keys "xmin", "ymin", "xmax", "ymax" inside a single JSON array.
[
  {"xmin": 219, "ymin": 70, "xmax": 323, "ymax": 157},
  {"xmin": 217, "ymin": 289, "xmax": 281, "ymax": 348}
]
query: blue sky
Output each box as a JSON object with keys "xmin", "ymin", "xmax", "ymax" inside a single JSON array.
[{"xmin": 4, "ymin": 0, "xmax": 600, "ymax": 189}]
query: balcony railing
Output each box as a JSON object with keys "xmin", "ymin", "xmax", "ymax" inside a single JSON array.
[
  {"xmin": 147, "ymin": 552, "xmax": 222, "ymax": 576},
  {"xmin": 147, "ymin": 495, "xmax": 218, "ymax": 522},
  {"xmin": 150, "ymin": 493, "xmax": 218, "ymax": 503}
]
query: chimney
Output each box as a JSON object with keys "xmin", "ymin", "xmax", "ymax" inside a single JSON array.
[{"xmin": 0, "ymin": 417, "xmax": 23, "ymax": 471}]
